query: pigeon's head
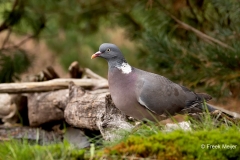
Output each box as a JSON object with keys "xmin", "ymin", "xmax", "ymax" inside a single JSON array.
[{"xmin": 91, "ymin": 43, "xmax": 124, "ymax": 62}]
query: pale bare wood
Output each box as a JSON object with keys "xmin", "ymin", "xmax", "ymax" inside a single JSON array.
[
  {"xmin": 0, "ymin": 78, "xmax": 108, "ymax": 93},
  {"xmin": 84, "ymin": 68, "xmax": 107, "ymax": 80}
]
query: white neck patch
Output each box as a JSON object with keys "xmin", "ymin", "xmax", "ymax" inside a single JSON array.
[{"xmin": 116, "ymin": 62, "xmax": 132, "ymax": 74}]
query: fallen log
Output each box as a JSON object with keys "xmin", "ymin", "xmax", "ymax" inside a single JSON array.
[
  {"xmin": 0, "ymin": 78, "xmax": 108, "ymax": 93},
  {"xmin": 64, "ymin": 82, "xmax": 135, "ymax": 140},
  {"xmin": 64, "ymin": 84, "xmax": 110, "ymax": 130},
  {"xmin": 28, "ymin": 89, "xmax": 69, "ymax": 127},
  {"xmin": 0, "ymin": 126, "xmax": 62, "ymax": 144}
]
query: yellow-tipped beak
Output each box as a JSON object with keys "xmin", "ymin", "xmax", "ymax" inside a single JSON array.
[
  {"xmin": 91, "ymin": 51, "xmax": 101, "ymax": 59},
  {"xmin": 91, "ymin": 54, "xmax": 97, "ymax": 59}
]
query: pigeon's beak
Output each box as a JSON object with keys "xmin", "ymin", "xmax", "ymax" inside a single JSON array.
[{"xmin": 91, "ymin": 51, "xmax": 101, "ymax": 59}]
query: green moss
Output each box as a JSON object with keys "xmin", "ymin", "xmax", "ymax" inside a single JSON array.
[{"xmin": 105, "ymin": 128, "xmax": 240, "ymax": 159}]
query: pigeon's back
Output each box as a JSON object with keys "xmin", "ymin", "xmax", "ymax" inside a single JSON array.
[{"xmin": 134, "ymin": 68, "xmax": 197, "ymax": 115}]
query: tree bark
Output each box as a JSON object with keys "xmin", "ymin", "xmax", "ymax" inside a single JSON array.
[
  {"xmin": 68, "ymin": 61, "xmax": 83, "ymax": 78},
  {"xmin": 64, "ymin": 83, "xmax": 135, "ymax": 140},
  {"xmin": 64, "ymin": 84, "xmax": 109, "ymax": 130},
  {"xmin": 28, "ymin": 89, "xmax": 69, "ymax": 127},
  {"xmin": 97, "ymin": 94, "xmax": 134, "ymax": 140}
]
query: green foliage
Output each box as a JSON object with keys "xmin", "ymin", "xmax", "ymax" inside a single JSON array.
[
  {"xmin": 0, "ymin": 0, "xmax": 44, "ymax": 82},
  {"xmin": 0, "ymin": 49, "xmax": 30, "ymax": 82},
  {"xmin": 0, "ymin": 140, "xmax": 85, "ymax": 160},
  {"xmin": 133, "ymin": 0, "xmax": 240, "ymax": 98}
]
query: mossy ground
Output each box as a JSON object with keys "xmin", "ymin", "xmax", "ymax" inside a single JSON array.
[
  {"xmin": 105, "ymin": 127, "xmax": 240, "ymax": 160},
  {"xmin": 0, "ymin": 114, "xmax": 240, "ymax": 160}
]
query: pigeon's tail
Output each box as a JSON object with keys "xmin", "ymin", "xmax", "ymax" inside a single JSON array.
[
  {"xmin": 201, "ymin": 103, "xmax": 216, "ymax": 112},
  {"xmin": 196, "ymin": 93, "xmax": 212, "ymax": 102},
  {"xmin": 189, "ymin": 93, "xmax": 239, "ymax": 119},
  {"xmin": 182, "ymin": 102, "xmax": 237, "ymax": 120},
  {"xmin": 183, "ymin": 101, "xmax": 216, "ymax": 114},
  {"xmin": 197, "ymin": 93, "xmax": 218, "ymax": 112},
  {"xmin": 184, "ymin": 92, "xmax": 216, "ymax": 113}
]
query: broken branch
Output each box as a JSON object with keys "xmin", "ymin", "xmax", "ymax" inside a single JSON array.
[{"xmin": 0, "ymin": 78, "xmax": 108, "ymax": 93}]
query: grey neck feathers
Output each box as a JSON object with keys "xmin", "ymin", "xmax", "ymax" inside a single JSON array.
[{"xmin": 108, "ymin": 58, "xmax": 128, "ymax": 69}]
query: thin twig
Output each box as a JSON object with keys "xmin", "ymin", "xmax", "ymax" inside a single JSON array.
[
  {"xmin": 0, "ymin": 34, "xmax": 35, "ymax": 51},
  {"xmin": 170, "ymin": 15, "xmax": 235, "ymax": 51},
  {"xmin": 14, "ymin": 34, "xmax": 35, "ymax": 47},
  {"xmin": 1, "ymin": 28, "xmax": 12, "ymax": 49},
  {"xmin": 155, "ymin": 0, "xmax": 235, "ymax": 51}
]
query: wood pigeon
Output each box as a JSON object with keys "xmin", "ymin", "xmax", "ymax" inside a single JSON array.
[{"xmin": 91, "ymin": 43, "xmax": 216, "ymax": 121}]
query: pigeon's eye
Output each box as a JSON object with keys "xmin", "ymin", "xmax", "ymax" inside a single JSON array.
[{"xmin": 107, "ymin": 48, "xmax": 111, "ymax": 52}]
